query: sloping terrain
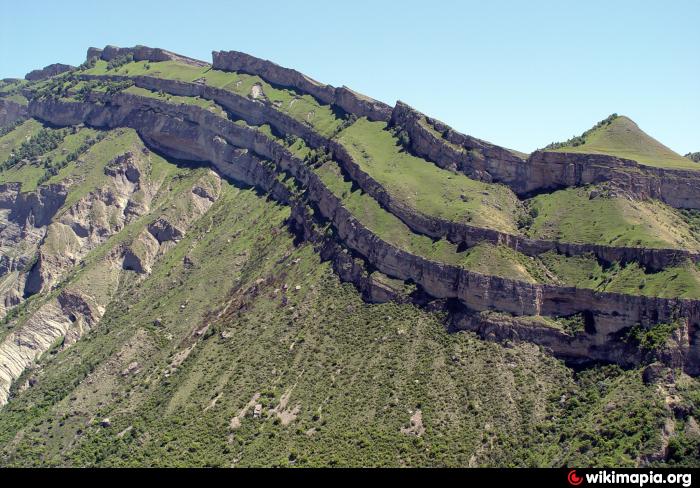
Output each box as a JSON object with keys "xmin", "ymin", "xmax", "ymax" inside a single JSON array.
[
  {"xmin": 0, "ymin": 45, "xmax": 698, "ymax": 467},
  {"xmin": 545, "ymin": 115, "xmax": 698, "ymax": 170}
]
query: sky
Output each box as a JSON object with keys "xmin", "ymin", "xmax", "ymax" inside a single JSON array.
[{"xmin": 1, "ymin": 0, "xmax": 698, "ymax": 154}]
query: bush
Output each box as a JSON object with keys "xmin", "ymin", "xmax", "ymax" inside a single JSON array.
[
  {"xmin": 685, "ymin": 152, "xmax": 700, "ymax": 163},
  {"xmin": 626, "ymin": 321, "xmax": 681, "ymax": 352},
  {"xmin": 107, "ymin": 53, "xmax": 134, "ymax": 71},
  {"xmin": 35, "ymin": 132, "xmax": 107, "ymax": 185},
  {"xmin": 78, "ymin": 57, "xmax": 97, "ymax": 70},
  {"xmin": 1, "ymin": 127, "xmax": 69, "ymax": 171}
]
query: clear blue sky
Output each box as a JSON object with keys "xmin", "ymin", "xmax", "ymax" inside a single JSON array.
[{"xmin": 1, "ymin": 0, "xmax": 698, "ymax": 154}]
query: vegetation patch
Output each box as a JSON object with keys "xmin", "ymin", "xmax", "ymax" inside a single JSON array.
[
  {"xmin": 81, "ymin": 59, "xmax": 345, "ymax": 138},
  {"xmin": 544, "ymin": 115, "xmax": 696, "ymax": 170},
  {"xmin": 626, "ymin": 321, "xmax": 682, "ymax": 352},
  {"xmin": 527, "ymin": 185, "xmax": 700, "ymax": 251},
  {"xmin": 337, "ymin": 118, "xmax": 525, "ymax": 233}
]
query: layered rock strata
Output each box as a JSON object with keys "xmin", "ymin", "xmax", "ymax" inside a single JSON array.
[
  {"xmin": 212, "ymin": 50, "xmax": 393, "ymax": 122},
  {"xmin": 27, "ymin": 92, "xmax": 700, "ymax": 374},
  {"xmin": 391, "ymin": 102, "xmax": 700, "ymax": 208},
  {"xmin": 87, "ymin": 45, "xmax": 208, "ymax": 67},
  {"xmin": 24, "ymin": 63, "xmax": 74, "ymax": 81},
  {"xmin": 76, "ymin": 73, "xmax": 699, "ymax": 271},
  {"xmin": 0, "ymin": 99, "xmax": 28, "ymax": 127}
]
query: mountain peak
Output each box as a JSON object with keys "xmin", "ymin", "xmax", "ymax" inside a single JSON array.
[{"xmin": 544, "ymin": 113, "xmax": 693, "ymax": 169}]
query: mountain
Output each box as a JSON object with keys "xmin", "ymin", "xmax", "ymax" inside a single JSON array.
[
  {"xmin": 0, "ymin": 45, "xmax": 698, "ymax": 467},
  {"xmin": 544, "ymin": 114, "xmax": 695, "ymax": 170}
]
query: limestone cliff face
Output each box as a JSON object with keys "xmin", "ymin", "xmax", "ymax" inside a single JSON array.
[
  {"xmin": 0, "ymin": 99, "xmax": 28, "ymax": 127},
  {"xmin": 392, "ymin": 101, "xmax": 700, "ymax": 209},
  {"xmin": 84, "ymin": 46, "xmax": 700, "ymax": 210},
  {"xmin": 78, "ymin": 73, "xmax": 698, "ymax": 272},
  {"xmin": 90, "ymin": 45, "xmax": 209, "ymax": 67},
  {"xmin": 527, "ymin": 151, "xmax": 700, "ymax": 210},
  {"xmin": 212, "ymin": 50, "xmax": 393, "ymax": 122},
  {"xmin": 27, "ymin": 93, "xmax": 700, "ymax": 374},
  {"xmin": 24, "ymin": 63, "xmax": 73, "ymax": 81},
  {"xmin": 391, "ymin": 101, "xmax": 527, "ymax": 183}
]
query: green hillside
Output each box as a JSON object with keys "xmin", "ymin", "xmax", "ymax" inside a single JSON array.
[
  {"xmin": 546, "ymin": 115, "xmax": 697, "ymax": 170},
  {"xmin": 1, "ymin": 46, "xmax": 699, "ymax": 469}
]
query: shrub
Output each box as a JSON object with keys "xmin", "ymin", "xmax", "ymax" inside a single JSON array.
[
  {"xmin": 107, "ymin": 53, "xmax": 134, "ymax": 71},
  {"xmin": 1, "ymin": 127, "xmax": 69, "ymax": 171},
  {"xmin": 626, "ymin": 321, "xmax": 681, "ymax": 352},
  {"xmin": 684, "ymin": 152, "xmax": 700, "ymax": 163}
]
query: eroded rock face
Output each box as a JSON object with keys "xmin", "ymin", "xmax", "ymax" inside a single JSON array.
[
  {"xmin": 26, "ymin": 92, "xmax": 700, "ymax": 374},
  {"xmin": 21, "ymin": 150, "xmax": 161, "ymax": 298},
  {"xmin": 450, "ymin": 310, "xmax": 643, "ymax": 369},
  {"xmin": 25, "ymin": 63, "xmax": 74, "ymax": 81},
  {"xmin": 0, "ymin": 183, "xmax": 68, "ymax": 317},
  {"xmin": 0, "ymin": 99, "xmax": 28, "ymax": 128},
  {"xmin": 121, "ymin": 170, "xmax": 222, "ymax": 275},
  {"xmin": 0, "ymin": 288, "xmax": 103, "ymax": 404},
  {"xmin": 391, "ymin": 101, "xmax": 700, "ymax": 209},
  {"xmin": 93, "ymin": 45, "xmax": 209, "ymax": 67},
  {"xmin": 212, "ymin": 50, "xmax": 393, "ymax": 122},
  {"xmin": 0, "ymin": 161, "xmax": 223, "ymax": 405}
]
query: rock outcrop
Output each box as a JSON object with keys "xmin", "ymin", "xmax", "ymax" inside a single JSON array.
[
  {"xmin": 0, "ymin": 183, "xmax": 67, "ymax": 316},
  {"xmin": 212, "ymin": 50, "xmax": 393, "ymax": 122},
  {"xmin": 27, "ymin": 92, "xmax": 700, "ymax": 374},
  {"xmin": 25, "ymin": 63, "xmax": 74, "ymax": 81},
  {"xmin": 391, "ymin": 101, "xmax": 700, "ymax": 209},
  {"xmin": 88, "ymin": 45, "xmax": 209, "ymax": 67},
  {"xmin": 0, "ymin": 99, "xmax": 28, "ymax": 128}
]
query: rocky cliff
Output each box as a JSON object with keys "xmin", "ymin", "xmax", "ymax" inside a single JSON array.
[
  {"xmin": 212, "ymin": 50, "xmax": 393, "ymax": 122},
  {"xmin": 0, "ymin": 99, "xmax": 28, "ymax": 127},
  {"xmin": 75, "ymin": 72, "xmax": 698, "ymax": 272},
  {"xmin": 88, "ymin": 45, "xmax": 208, "ymax": 67},
  {"xmin": 24, "ymin": 63, "xmax": 74, "ymax": 81},
  {"xmin": 26, "ymin": 90, "xmax": 700, "ymax": 374},
  {"xmin": 392, "ymin": 101, "xmax": 700, "ymax": 208}
]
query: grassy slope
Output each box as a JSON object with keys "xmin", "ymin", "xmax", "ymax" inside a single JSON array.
[
  {"xmin": 55, "ymin": 128, "xmax": 147, "ymax": 210},
  {"xmin": 83, "ymin": 60, "xmax": 344, "ymax": 138},
  {"xmin": 528, "ymin": 186, "xmax": 700, "ymax": 251},
  {"xmin": 0, "ymin": 127, "xmax": 103, "ymax": 192},
  {"xmin": 123, "ymin": 86, "xmax": 229, "ymax": 118},
  {"xmin": 315, "ymin": 160, "xmax": 544, "ymax": 283},
  {"xmin": 0, "ymin": 119, "xmax": 44, "ymax": 165},
  {"xmin": 550, "ymin": 116, "xmax": 696, "ymax": 170},
  {"xmin": 541, "ymin": 252, "xmax": 700, "ymax": 299},
  {"xmin": 0, "ymin": 174, "xmax": 692, "ymax": 467},
  {"xmin": 337, "ymin": 118, "xmax": 524, "ymax": 233}
]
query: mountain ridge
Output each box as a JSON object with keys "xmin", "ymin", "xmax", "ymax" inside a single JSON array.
[{"xmin": 0, "ymin": 45, "xmax": 699, "ymax": 467}]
